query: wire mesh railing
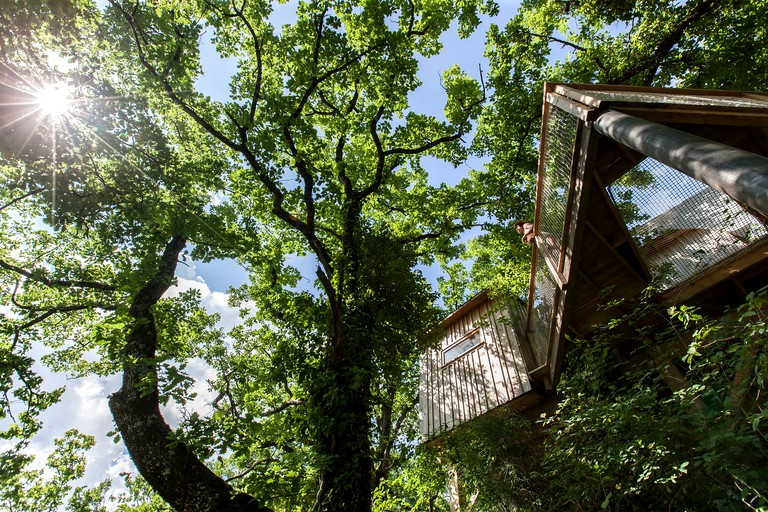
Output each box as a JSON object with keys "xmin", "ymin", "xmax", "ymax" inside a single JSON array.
[
  {"xmin": 608, "ymin": 158, "xmax": 768, "ymax": 288},
  {"xmin": 538, "ymin": 104, "xmax": 577, "ymax": 255},
  {"xmin": 575, "ymin": 88, "xmax": 768, "ymax": 109},
  {"xmin": 530, "ymin": 250, "xmax": 557, "ymax": 366},
  {"xmin": 529, "ymin": 103, "xmax": 578, "ymax": 365}
]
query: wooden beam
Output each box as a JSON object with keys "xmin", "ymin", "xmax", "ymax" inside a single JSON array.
[
  {"xmin": 591, "ymin": 171, "xmax": 653, "ymax": 282},
  {"xmin": 594, "ymin": 109, "xmax": 768, "ymax": 216},
  {"xmin": 556, "ymin": 82, "xmax": 768, "ymax": 102},
  {"xmin": 661, "ymin": 240, "xmax": 768, "ymax": 304},
  {"xmin": 549, "ymin": 122, "xmax": 599, "ymax": 388},
  {"xmin": 546, "ymin": 91, "xmax": 595, "ymax": 121},
  {"xmin": 584, "ymin": 220, "xmax": 651, "ymax": 285},
  {"xmin": 441, "ymin": 290, "xmax": 488, "ymax": 330},
  {"xmin": 617, "ymin": 108, "xmax": 768, "ymax": 127}
]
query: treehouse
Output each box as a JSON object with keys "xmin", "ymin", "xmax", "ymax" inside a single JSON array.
[
  {"xmin": 418, "ymin": 291, "xmax": 540, "ymax": 438},
  {"xmin": 420, "ymin": 84, "xmax": 768, "ymax": 440}
]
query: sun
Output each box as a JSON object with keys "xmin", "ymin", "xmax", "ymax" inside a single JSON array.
[{"xmin": 35, "ymin": 82, "xmax": 71, "ymax": 117}]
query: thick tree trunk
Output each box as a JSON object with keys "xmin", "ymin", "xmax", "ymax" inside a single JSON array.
[
  {"xmin": 312, "ymin": 364, "xmax": 374, "ymax": 512},
  {"xmin": 311, "ymin": 304, "xmax": 375, "ymax": 512},
  {"xmin": 109, "ymin": 235, "xmax": 271, "ymax": 512}
]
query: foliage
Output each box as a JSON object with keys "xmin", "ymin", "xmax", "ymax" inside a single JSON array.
[
  {"xmin": 0, "ymin": 429, "xmax": 111, "ymax": 512},
  {"xmin": 372, "ymin": 446, "xmax": 450, "ymax": 512},
  {"xmin": 437, "ymin": 412, "xmax": 548, "ymax": 511},
  {"xmin": 438, "ymin": 287, "xmax": 768, "ymax": 511},
  {"xmin": 2, "ymin": 0, "xmax": 768, "ymax": 510}
]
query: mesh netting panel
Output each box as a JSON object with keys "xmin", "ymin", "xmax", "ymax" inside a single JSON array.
[
  {"xmin": 528, "ymin": 104, "xmax": 578, "ymax": 364},
  {"xmin": 529, "ymin": 251, "xmax": 557, "ymax": 366},
  {"xmin": 609, "ymin": 159, "xmax": 768, "ymax": 288},
  {"xmin": 538, "ymin": 104, "xmax": 578, "ymax": 259},
  {"xmin": 578, "ymin": 89, "xmax": 768, "ymax": 109}
]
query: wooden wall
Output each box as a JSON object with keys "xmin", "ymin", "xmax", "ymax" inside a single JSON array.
[{"xmin": 419, "ymin": 296, "xmax": 533, "ymax": 439}]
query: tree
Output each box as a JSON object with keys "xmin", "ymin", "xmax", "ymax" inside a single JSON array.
[
  {"xmin": 3, "ymin": 0, "xmax": 768, "ymax": 510},
  {"xmin": 461, "ymin": 0, "xmax": 768, "ymax": 296},
  {"xmin": 1, "ymin": 0, "xmax": 495, "ymax": 510}
]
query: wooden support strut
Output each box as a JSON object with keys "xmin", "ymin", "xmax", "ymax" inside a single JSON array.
[{"xmin": 593, "ymin": 109, "xmax": 768, "ymax": 217}]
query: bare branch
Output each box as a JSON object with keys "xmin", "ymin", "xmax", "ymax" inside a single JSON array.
[
  {"xmin": 230, "ymin": 0, "xmax": 264, "ymax": 124},
  {"xmin": 15, "ymin": 303, "xmax": 117, "ymax": 332},
  {"xmin": 0, "ymin": 259, "xmax": 116, "ymax": 291},
  {"xmin": 259, "ymin": 399, "xmax": 304, "ymax": 417},
  {"xmin": 383, "ymin": 132, "xmax": 463, "ymax": 158},
  {"xmin": 0, "ymin": 187, "xmax": 45, "ymax": 212}
]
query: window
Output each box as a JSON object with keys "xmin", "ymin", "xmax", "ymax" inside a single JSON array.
[{"xmin": 442, "ymin": 328, "xmax": 483, "ymax": 366}]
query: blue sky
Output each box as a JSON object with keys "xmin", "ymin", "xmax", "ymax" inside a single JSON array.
[
  {"xmin": 19, "ymin": 2, "xmax": 547, "ymax": 505},
  {"xmin": 191, "ymin": 0, "xmax": 526, "ymax": 293}
]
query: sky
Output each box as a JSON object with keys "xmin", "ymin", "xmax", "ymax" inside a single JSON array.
[
  {"xmin": 191, "ymin": 0, "xmax": 526, "ymax": 294},
  {"xmin": 12, "ymin": 1, "xmax": 536, "ymax": 507}
]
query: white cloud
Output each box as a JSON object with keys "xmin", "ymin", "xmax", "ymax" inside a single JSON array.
[
  {"xmin": 10, "ymin": 273, "xmax": 247, "ymax": 509},
  {"xmin": 161, "ymin": 356, "xmax": 220, "ymax": 429},
  {"xmin": 166, "ymin": 275, "xmax": 254, "ymax": 330},
  {"xmin": 28, "ymin": 373, "xmax": 126, "ymax": 497}
]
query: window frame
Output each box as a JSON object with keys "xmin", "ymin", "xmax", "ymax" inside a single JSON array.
[{"xmin": 441, "ymin": 327, "xmax": 484, "ymax": 367}]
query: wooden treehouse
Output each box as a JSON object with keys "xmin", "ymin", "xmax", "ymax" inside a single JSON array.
[
  {"xmin": 418, "ymin": 291, "xmax": 540, "ymax": 438},
  {"xmin": 420, "ymin": 84, "xmax": 768, "ymax": 440}
]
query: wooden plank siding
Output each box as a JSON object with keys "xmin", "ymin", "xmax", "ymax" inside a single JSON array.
[{"xmin": 419, "ymin": 294, "xmax": 534, "ymax": 439}]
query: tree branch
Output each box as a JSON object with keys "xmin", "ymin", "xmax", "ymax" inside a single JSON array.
[
  {"xmin": 16, "ymin": 303, "xmax": 116, "ymax": 323},
  {"xmin": 0, "ymin": 187, "xmax": 45, "ymax": 212},
  {"xmin": 110, "ymin": 0, "xmax": 245, "ymax": 154},
  {"xmin": 524, "ymin": 30, "xmax": 608, "ymax": 72},
  {"xmin": 356, "ymin": 106, "xmax": 387, "ymax": 199},
  {"xmin": 259, "ymin": 399, "xmax": 304, "ymax": 417},
  {"xmin": 11, "ymin": 303, "xmax": 116, "ymax": 352},
  {"xmin": 290, "ymin": 42, "xmax": 386, "ymax": 122},
  {"xmin": 383, "ymin": 131, "xmax": 463, "ymax": 158},
  {"xmin": 108, "ymin": 234, "xmax": 271, "ymax": 512},
  {"xmin": 0, "ymin": 259, "xmax": 116, "ymax": 291},
  {"xmin": 230, "ymin": 0, "xmax": 263, "ymax": 125},
  {"xmin": 609, "ymin": 0, "xmax": 717, "ymax": 85}
]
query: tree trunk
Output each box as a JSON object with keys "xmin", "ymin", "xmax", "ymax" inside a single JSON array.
[
  {"xmin": 109, "ymin": 235, "xmax": 271, "ymax": 512},
  {"xmin": 311, "ymin": 362, "xmax": 374, "ymax": 512},
  {"xmin": 311, "ymin": 292, "xmax": 374, "ymax": 512}
]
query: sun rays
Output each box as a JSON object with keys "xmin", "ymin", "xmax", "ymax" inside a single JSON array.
[{"xmin": 34, "ymin": 82, "xmax": 72, "ymax": 118}]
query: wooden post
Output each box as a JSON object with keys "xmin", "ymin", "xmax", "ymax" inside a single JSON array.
[{"xmin": 593, "ymin": 109, "xmax": 768, "ymax": 216}]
